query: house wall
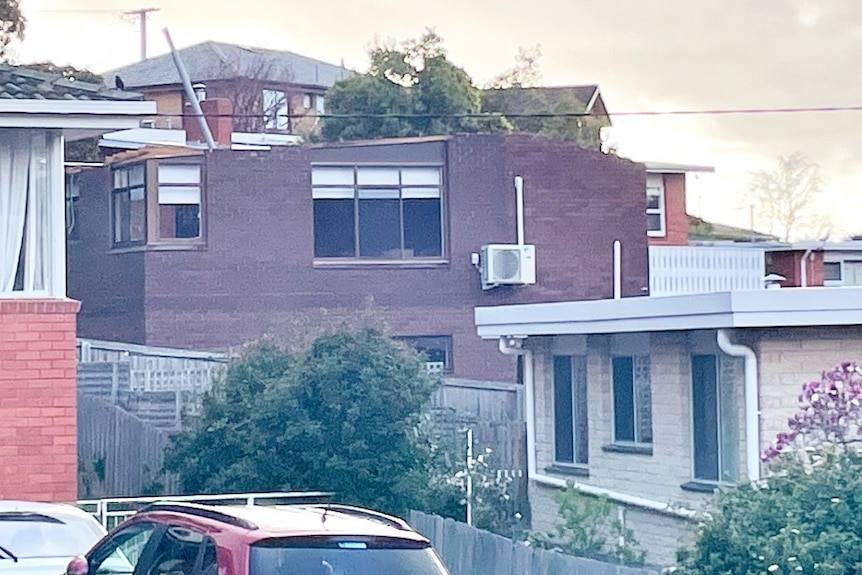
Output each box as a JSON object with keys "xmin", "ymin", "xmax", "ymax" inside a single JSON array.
[
  {"xmin": 0, "ymin": 300, "xmax": 79, "ymax": 502},
  {"xmin": 71, "ymin": 135, "xmax": 647, "ymax": 381},
  {"xmin": 766, "ymin": 250, "xmax": 825, "ymax": 287},
  {"xmin": 755, "ymin": 326, "xmax": 862, "ymax": 454},
  {"xmin": 144, "ymin": 90, "xmax": 183, "ymax": 129},
  {"xmin": 647, "ymin": 173, "xmax": 688, "ymax": 247},
  {"xmin": 528, "ymin": 330, "xmax": 746, "ymax": 566},
  {"xmin": 68, "ymin": 168, "xmax": 147, "ymax": 344}
]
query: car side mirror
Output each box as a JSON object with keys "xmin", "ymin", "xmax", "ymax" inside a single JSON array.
[{"xmin": 66, "ymin": 555, "xmax": 89, "ymax": 575}]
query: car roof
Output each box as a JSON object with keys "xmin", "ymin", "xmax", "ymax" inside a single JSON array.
[
  {"xmin": 138, "ymin": 503, "xmax": 428, "ymax": 542},
  {"xmin": 0, "ymin": 500, "xmax": 103, "ymax": 525}
]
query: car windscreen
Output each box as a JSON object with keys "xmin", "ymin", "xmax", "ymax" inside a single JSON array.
[
  {"xmin": 250, "ymin": 536, "xmax": 449, "ymax": 575},
  {"xmin": 0, "ymin": 512, "xmax": 104, "ymax": 559}
]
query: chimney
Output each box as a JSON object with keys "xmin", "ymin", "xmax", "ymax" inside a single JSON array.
[{"xmin": 184, "ymin": 98, "xmax": 233, "ymax": 147}]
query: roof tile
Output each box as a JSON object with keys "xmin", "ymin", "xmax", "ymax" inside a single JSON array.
[{"xmin": 0, "ymin": 64, "xmax": 144, "ymax": 101}]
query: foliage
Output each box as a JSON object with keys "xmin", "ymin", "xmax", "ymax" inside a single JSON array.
[
  {"xmin": 488, "ymin": 45, "xmax": 543, "ymax": 89},
  {"xmin": 322, "ymin": 29, "xmax": 510, "ymax": 141},
  {"xmin": 165, "ymin": 326, "xmax": 440, "ymax": 517},
  {"xmin": 676, "ymin": 451, "xmax": 862, "ymax": 575},
  {"xmin": 0, "ymin": 0, "xmax": 23, "ymax": 61},
  {"xmin": 528, "ymin": 487, "xmax": 645, "ymax": 566},
  {"xmin": 428, "ymin": 443, "xmax": 526, "ymax": 539},
  {"xmin": 25, "ymin": 61, "xmax": 103, "ymax": 83},
  {"xmin": 764, "ymin": 362, "xmax": 862, "ymax": 462},
  {"xmin": 749, "ymin": 152, "xmax": 828, "ymax": 242}
]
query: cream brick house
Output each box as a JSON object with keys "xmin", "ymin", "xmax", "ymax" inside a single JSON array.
[{"xmin": 475, "ymin": 288, "xmax": 862, "ymax": 566}]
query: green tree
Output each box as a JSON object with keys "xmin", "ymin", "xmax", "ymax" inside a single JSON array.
[
  {"xmin": 165, "ymin": 327, "xmax": 441, "ymax": 516},
  {"xmin": 0, "ymin": 0, "xmax": 23, "ymax": 61},
  {"xmin": 322, "ymin": 29, "xmax": 508, "ymax": 141}
]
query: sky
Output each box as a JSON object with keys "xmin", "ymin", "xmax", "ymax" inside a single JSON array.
[{"xmin": 12, "ymin": 0, "xmax": 862, "ymax": 237}]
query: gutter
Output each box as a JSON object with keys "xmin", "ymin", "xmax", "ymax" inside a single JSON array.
[
  {"xmin": 716, "ymin": 329, "xmax": 760, "ymax": 481},
  {"xmin": 497, "ymin": 338, "xmax": 697, "ymax": 520}
]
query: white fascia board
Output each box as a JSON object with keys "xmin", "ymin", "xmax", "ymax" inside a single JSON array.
[
  {"xmin": 475, "ymin": 287, "xmax": 862, "ymax": 338},
  {"xmin": 0, "ymin": 100, "xmax": 156, "ymax": 116}
]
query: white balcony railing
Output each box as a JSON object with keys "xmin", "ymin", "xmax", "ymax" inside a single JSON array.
[{"xmin": 649, "ymin": 246, "xmax": 766, "ymax": 296}]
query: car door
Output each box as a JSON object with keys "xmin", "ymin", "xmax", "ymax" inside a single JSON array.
[{"xmin": 87, "ymin": 521, "xmax": 162, "ymax": 575}]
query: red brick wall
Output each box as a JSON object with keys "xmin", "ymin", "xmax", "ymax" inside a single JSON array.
[
  {"xmin": 648, "ymin": 173, "xmax": 689, "ymax": 246},
  {"xmin": 0, "ymin": 300, "xmax": 79, "ymax": 502},
  {"xmin": 767, "ymin": 250, "xmax": 825, "ymax": 287}
]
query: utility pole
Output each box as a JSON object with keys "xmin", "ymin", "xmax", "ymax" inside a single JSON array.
[{"xmin": 125, "ymin": 8, "xmax": 160, "ymax": 60}]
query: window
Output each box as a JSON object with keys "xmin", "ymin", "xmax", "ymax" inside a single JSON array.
[
  {"xmin": 823, "ymin": 261, "xmax": 842, "ymax": 283},
  {"xmin": 315, "ymin": 95, "xmax": 326, "ymax": 115},
  {"xmin": 146, "ymin": 525, "xmax": 209, "ymax": 575},
  {"xmin": 263, "ymin": 89, "xmax": 288, "ymax": 131},
  {"xmin": 89, "ymin": 521, "xmax": 159, "ymax": 575},
  {"xmin": 691, "ymin": 354, "xmax": 739, "ymax": 483},
  {"xmin": 843, "ymin": 261, "xmax": 862, "ymax": 286},
  {"xmin": 312, "ymin": 166, "xmax": 444, "ymax": 260},
  {"xmin": 553, "ymin": 355, "xmax": 589, "ymax": 466},
  {"xmin": 66, "ymin": 172, "xmax": 81, "ymax": 240},
  {"xmin": 612, "ymin": 355, "xmax": 652, "ymax": 444},
  {"xmin": 302, "ymin": 94, "xmax": 312, "ymax": 109},
  {"xmin": 158, "ymin": 164, "xmax": 201, "ymax": 239},
  {"xmin": 112, "ymin": 164, "xmax": 147, "ymax": 245},
  {"xmin": 646, "ymin": 174, "xmax": 665, "ymax": 237},
  {"xmin": 397, "ymin": 335, "xmax": 452, "ymax": 373},
  {"xmin": 111, "ymin": 160, "xmax": 204, "ymax": 248}
]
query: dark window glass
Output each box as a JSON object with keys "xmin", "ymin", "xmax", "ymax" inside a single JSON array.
[
  {"xmin": 174, "ymin": 205, "xmax": 200, "ymax": 238},
  {"xmin": 314, "ymin": 200, "xmax": 355, "ymax": 257},
  {"xmin": 403, "ymin": 199, "xmax": 442, "ymax": 257},
  {"xmin": 824, "ymin": 262, "xmax": 842, "ymax": 281},
  {"xmin": 358, "ymin": 199, "xmax": 401, "ymax": 258},
  {"xmin": 646, "ymin": 213, "xmax": 663, "ymax": 232},
  {"xmin": 554, "ymin": 356, "xmax": 574, "ymax": 464},
  {"xmin": 613, "ymin": 357, "xmax": 636, "ymax": 442},
  {"xmin": 692, "ymin": 354, "xmax": 720, "ymax": 481},
  {"xmin": 396, "ymin": 336, "xmax": 452, "ymax": 372}
]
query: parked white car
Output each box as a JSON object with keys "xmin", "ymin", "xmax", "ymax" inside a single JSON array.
[{"xmin": 0, "ymin": 501, "xmax": 106, "ymax": 575}]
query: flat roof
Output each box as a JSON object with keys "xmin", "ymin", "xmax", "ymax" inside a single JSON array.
[
  {"xmin": 643, "ymin": 161, "xmax": 715, "ymax": 174},
  {"xmin": 475, "ymin": 287, "xmax": 862, "ymax": 338}
]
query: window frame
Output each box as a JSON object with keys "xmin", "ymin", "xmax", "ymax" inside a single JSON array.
[
  {"xmin": 311, "ymin": 163, "xmax": 447, "ymax": 264},
  {"xmin": 109, "ymin": 158, "xmax": 206, "ymax": 251},
  {"xmin": 610, "ymin": 354, "xmax": 653, "ymax": 446},
  {"xmin": 262, "ymin": 88, "xmax": 288, "ymax": 132},
  {"xmin": 646, "ymin": 173, "xmax": 666, "ymax": 237},
  {"xmin": 87, "ymin": 520, "xmax": 164, "ymax": 575},
  {"xmin": 823, "ymin": 260, "xmax": 843, "ymax": 285},
  {"xmin": 552, "ymin": 355, "xmax": 589, "ymax": 468},
  {"xmin": 690, "ymin": 353, "xmax": 739, "ymax": 484},
  {"xmin": 396, "ymin": 335, "xmax": 453, "ymax": 374},
  {"xmin": 110, "ymin": 163, "xmax": 148, "ymax": 248}
]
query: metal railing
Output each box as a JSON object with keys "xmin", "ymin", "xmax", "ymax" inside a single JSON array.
[{"xmin": 78, "ymin": 491, "xmax": 332, "ymax": 530}]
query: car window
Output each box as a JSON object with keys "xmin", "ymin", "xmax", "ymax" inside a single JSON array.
[
  {"xmin": 0, "ymin": 512, "xmax": 104, "ymax": 559},
  {"xmin": 249, "ymin": 537, "xmax": 450, "ymax": 575},
  {"xmin": 145, "ymin": 526, "xmax": 207, "ymax": 575},
  {"xmin": 90, "ymin": 522, "xmax": 159, "ymax": 575}
]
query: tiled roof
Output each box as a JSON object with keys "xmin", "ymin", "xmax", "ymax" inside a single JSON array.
[
  {"xmin": 481, "ymin": 85, "xmax": 602, "ymax": 115},
  {"xmin": 0, "ymin": 64, "xmax": 143, "ymax": 101},
  {"xmin": 104, "ymin": 41, "xmax": 354, "ymax": 90}
]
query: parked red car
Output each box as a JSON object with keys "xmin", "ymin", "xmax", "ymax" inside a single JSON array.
[{"xmin": 66, "ymin": 502, "xmax": 450, "ymax": 575}]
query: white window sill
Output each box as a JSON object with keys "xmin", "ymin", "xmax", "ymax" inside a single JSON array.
[{"xmin": 313, "ymin": 258, "xmax": 449, "ymax": 269}]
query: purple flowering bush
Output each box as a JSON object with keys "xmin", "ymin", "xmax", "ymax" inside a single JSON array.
[{"xmin": 764, "ymin": 361, "xmax": 862, "ymax": 462}]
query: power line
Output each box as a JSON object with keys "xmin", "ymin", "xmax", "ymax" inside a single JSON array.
[{"xmin": 133, "ymin": 103, "xmax": 862, "ymax": 120}]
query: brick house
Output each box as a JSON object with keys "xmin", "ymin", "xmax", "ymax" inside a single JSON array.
[
  {"xmin": 104, "ymin": 41, "xmax": 352, "ymax": 135},
  {"xmin": 475, "ymin": 288, "xmax": 862, "ymax": 566},
  {"xmin": 68, "ymin": 132, "xmax": 650, "ymax": 382},
  {"xmin": 0, "ymin": 64, "xmax": 154, "ymax": 501}
]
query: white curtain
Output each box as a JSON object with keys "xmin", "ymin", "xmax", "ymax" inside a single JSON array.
[{"xmin": 0, "ymin": 129, "xmax": 30, "ymax": 293}]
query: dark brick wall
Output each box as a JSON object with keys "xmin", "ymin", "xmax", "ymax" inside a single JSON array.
[
  {"xmin": 68, "ymin": 168, "xmax": 146, "ymax": 344},
  {"xmin": 70, "ymin": 135, "xmax": 648, "ymax": 381}
]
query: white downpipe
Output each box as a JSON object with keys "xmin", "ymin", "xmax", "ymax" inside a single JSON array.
[
  {"xmin": 497, "ymin": 338, "xmax": 697, "ymax": 519},
  {"xmin": 613, "ymin": 240, "xmax": 622, "ymax": 300},
  {"xmin": 716, "ymin": 329, "xmax": 760, "ymax": 482},
  {"xmin": 800, "ymin": 248, "xmax": 814, "ymax": 287},
  {"xmin": 514, "ymin": 176, "xmax": 525, "ymax": 246}
]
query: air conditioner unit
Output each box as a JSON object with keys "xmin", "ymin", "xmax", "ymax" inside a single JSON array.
[
  {"xmin": 140, "ymin": 119, "xmax": 156, "ymax": 128},
  {"xmin": 425, "ymin": 361, "xmax": 445, "ymax": 374},
  {"xmin": 481, "ymin": 244, "xmax": 536, "ymax": 290}
]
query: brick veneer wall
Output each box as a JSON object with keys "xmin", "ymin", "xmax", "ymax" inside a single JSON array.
[{"xmin": 0, "ymin": 299, "xmax": 79, "ymax": 502}]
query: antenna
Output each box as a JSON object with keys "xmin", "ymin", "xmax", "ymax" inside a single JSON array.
[{"xmin": 125, "ymin": 7, "xmax": 160, "ymax": 60}]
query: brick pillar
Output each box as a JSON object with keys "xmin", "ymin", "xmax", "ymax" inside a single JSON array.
[{"xmin": 0, "ymin": 299, "xmax": 80, "ymax": 502}]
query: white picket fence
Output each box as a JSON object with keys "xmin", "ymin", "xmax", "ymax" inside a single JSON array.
[{"xmin": 648, "ymin": 246, "xmax": 766, "ymax": 296}]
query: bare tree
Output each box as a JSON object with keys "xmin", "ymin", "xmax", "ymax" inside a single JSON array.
[
  {"xmin": 487, "ymin": 45, "xmax": 542, "ymax": 89},
  {"xmin": 749, "ymin": 152, "xmax": 824, "ymax": 242},
  {"xmin": 0, "ymin": 0, "xmax": 24, "ymax": 61},
  {"xmin": 215, "ymin": 58, "xmax": 293, "ymax": 133}
]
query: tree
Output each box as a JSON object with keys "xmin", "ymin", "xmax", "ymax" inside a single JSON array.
[
  {"xmin": 164, "ymin": 326, "xmax": 441, "ymax": 516},
  {"xmin": 749, "ymin": 153, "xmax": 825, "ymax": 242},
  {"xmin": 0, "ymin": 0, "xmax": 23, "ymax": 61},
  {"xmin": 322, "ymin": 29, "xmax": 508, "ymax": 141},
  {"xmin": 487, "ymin": 45, "xmax": 543, "ymax": 89}
]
